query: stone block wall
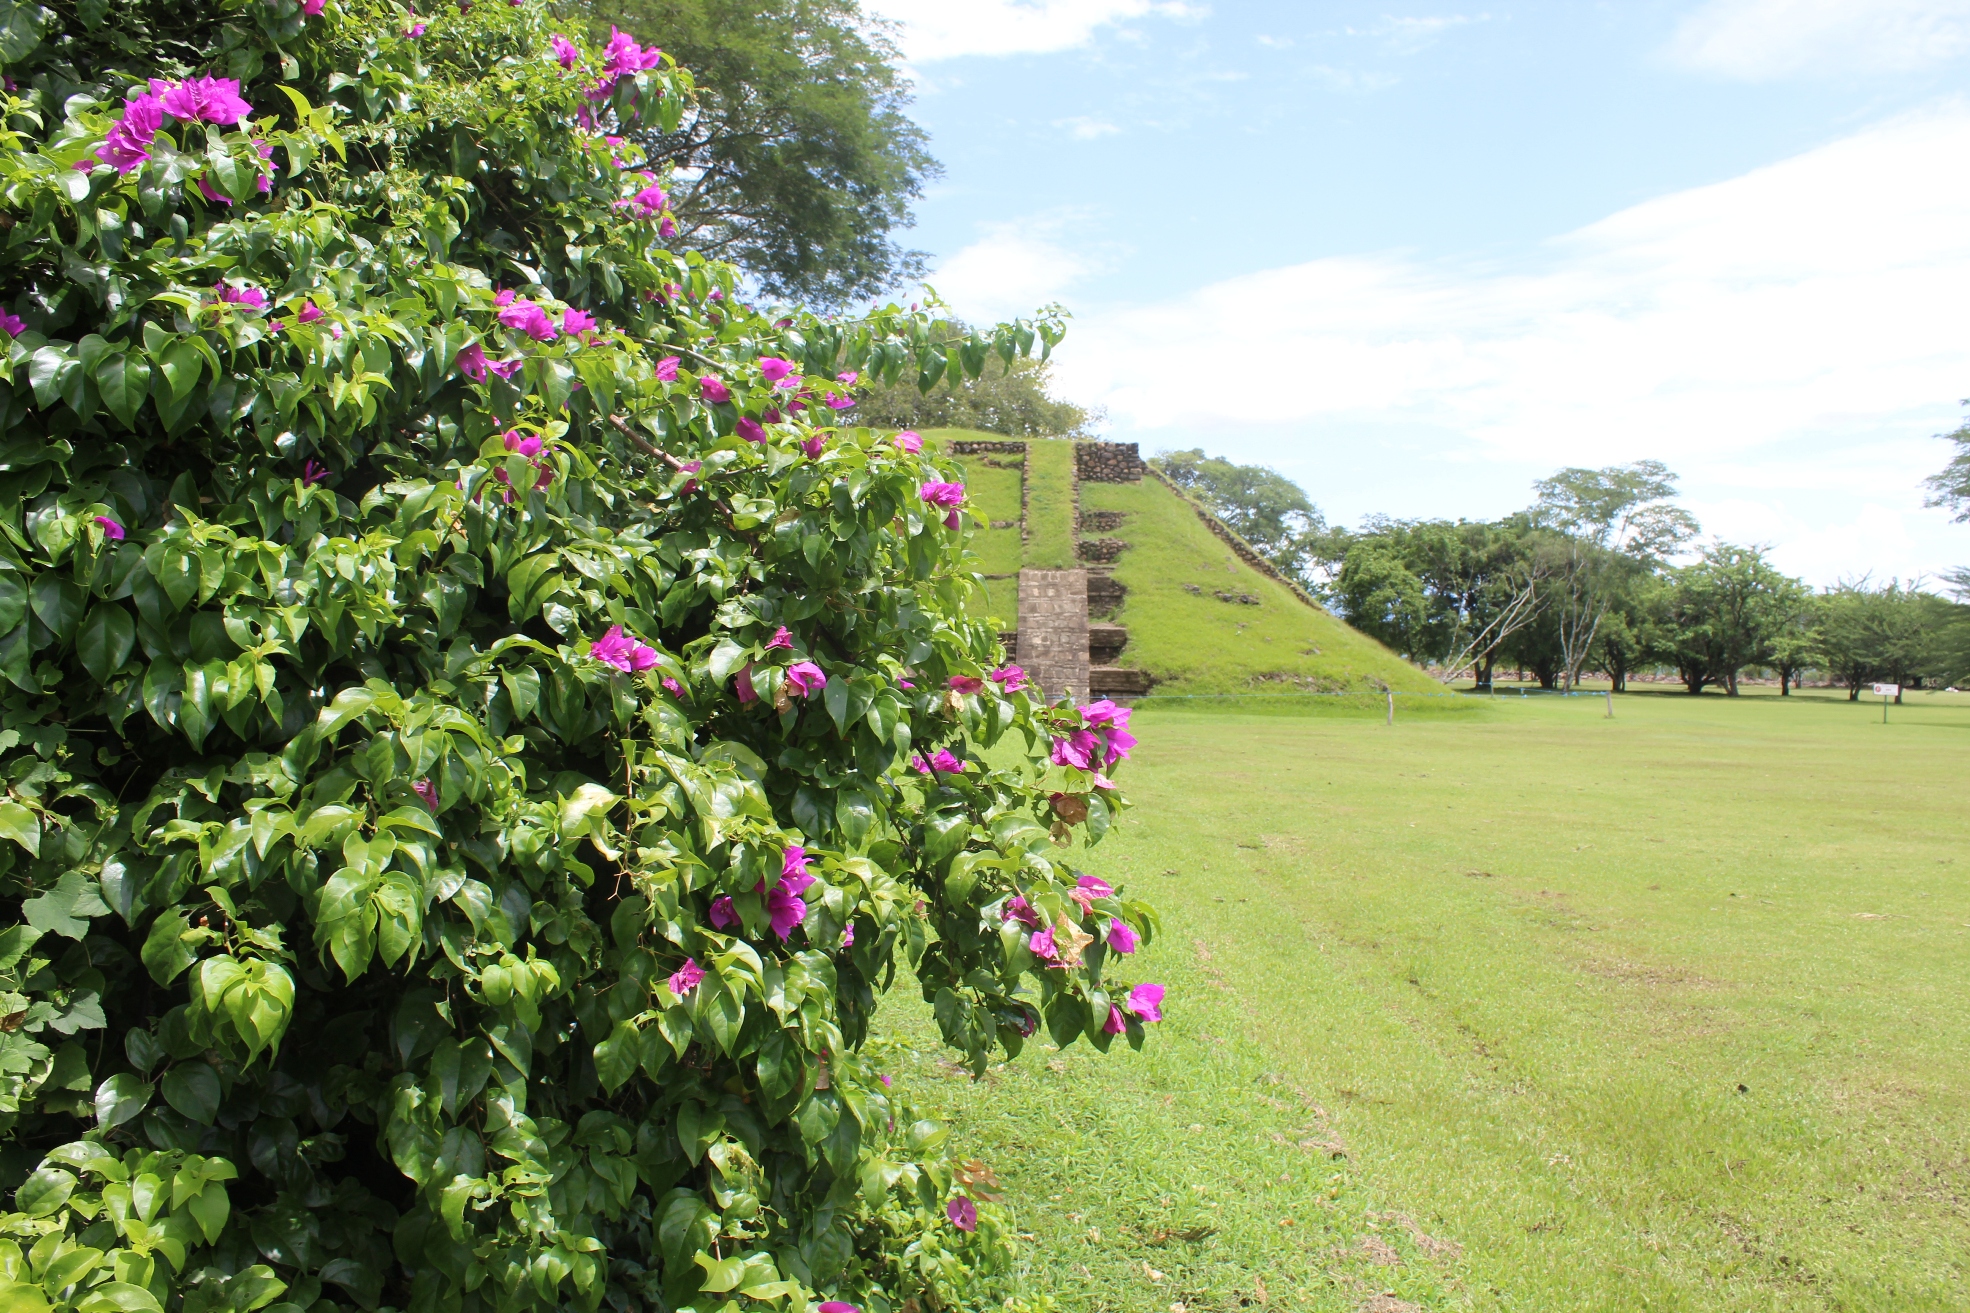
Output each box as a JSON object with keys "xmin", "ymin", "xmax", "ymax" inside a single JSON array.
[
  {"xmin": 948, "ymin": 440, "xmax": 1028, "ymax": 455},
  {"xmin": 1016, "ymin": 569, "xmax": 1090, "ymax": 703},
  {"xmin": 1075, "ymin": 441, "xmax": 1145, "ymax": 483}
]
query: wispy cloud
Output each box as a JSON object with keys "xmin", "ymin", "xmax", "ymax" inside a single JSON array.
[
  {"xmin": 868, "ymin": 0, "xmax": 1204, "ymax": 63},
  {"xmin": 1041, "ymin": 106, "xmax": 1970, "ymax": 581},
  {"xmin": 1668, "ymin": 0, "xmax": 1970, "ymax": 79},
  {"xmin": 1055, "ymin": 115, "xmax": 1123, "ymax": 139},
  {"xmin": 926, "ymin": 215, "xmax": 1112, "ymax": 324}
]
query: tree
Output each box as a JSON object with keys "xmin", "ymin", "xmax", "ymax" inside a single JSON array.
[
  {"xmin": 1590, "ymin": 571, "xmax": 1663, "ymax": 694},
  {"xmin": 1532, "ymin": 461, "xmax": 1700, "ymax": 692},
  {"xmin": 1150, "ymin": 450, "xmax": 1330, "ymax": 587},
  {"xmin": 1656, "ymin": 544, "xmax": 1808, "ymax": 695},
  {"xmin": 1333, "ymin": 536, "xmax": 1435, "ymax": 661},
  {"xmin": 1817, "ymin": 581, "xmax": 1956, "ymax": 701},
  {"xmin": 1923, "ymin": 403, "xmax": 1970, "ymax": 521},
  {"xmin": 0, "ymin": 5, "xmax": 1158, "ymax": 1313},
  {"xmin": 587, "ymin": 0, "xmax": 938, "ymax": 305},
  {"xmin": 1765, "ymin": 596, "xmax": 1821, "ymax": 695},
  {"xmin": 854, "ymin": 319, "xmax": 1095, "ymax": 437}
]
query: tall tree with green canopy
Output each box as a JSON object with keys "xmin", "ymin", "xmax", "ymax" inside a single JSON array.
[
  {"xmin": 0, "ymin": 4, "xmax": 1157, "ymax": 1313},
  {"xmin": 582, "ymin": 0, "xmax": 937, "ymax": 306},
  {"xmin": 853, "ymin": 317, "xmax": 1094, "ymax": 437},
  {"xmin": 1654, "ymin": 544, "xmax": 1809, "ymax": 695},
  {"xmin": 1532, "ymin": 460, "xmax": 1699, "ymax": 692}
]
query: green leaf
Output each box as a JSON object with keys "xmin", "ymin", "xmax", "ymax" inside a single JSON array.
[
  {"xmin": 182, "ymin": 1183, "xmax": 230, "ymax": 1244},
  {"xmin": 161, "ymin": 1063, "xmax": 221, "ymax": 1124},
  {"xmin": 13, "ymin": 1167, "xmax": 74, "ymax": 1218},
  {"xmin": 592, "ymin": 1019, "xmax": 641, "ymax": 1094},
  {"xmin": 29, "ymin": 574, "xmax": 84, "ymax": 643},
  {"xmin": 77, "ymin": 602, "xmax": 136, "ymax": 683},
  {"xmin": 156, "ymin": 340, "xmax": 203, "ymax": 402},
  {"xmin": 93, "ymin": 1073, "xmax": 152, "ymax": 1130},
  {"xmin": 96, "ymin": 353, "xmax": 152, "ymax": 429},
  {"xmin": 0, "ymin": 802, "xmax": 39, "ymax": 857},
  {"xmin": 22, "ymin": 872, "xmax": 110, "ymax": 939},
  {"xmin": 140, "ymin": 911, "xmax": 199, "ymax": 984},
  {"xmin": 822, "ymin": 675, "xmax": 848, "ymax": 734}
]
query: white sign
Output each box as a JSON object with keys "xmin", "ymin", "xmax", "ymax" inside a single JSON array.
[{"xmin": 1873, "ymin": 683, "xmax": 1900, "ymax": 697}]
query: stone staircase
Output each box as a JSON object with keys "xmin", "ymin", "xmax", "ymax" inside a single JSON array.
[{"xmin": 1004, "ymin": 571, "xmax": 1151, "ymax": 701}]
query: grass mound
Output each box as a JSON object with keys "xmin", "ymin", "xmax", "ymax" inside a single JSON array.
[{"xmin": 1080, "ymin": 473, "xmax": 1443, "ymax": 700}]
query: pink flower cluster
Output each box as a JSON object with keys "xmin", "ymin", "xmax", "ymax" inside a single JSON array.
[
  {"xmin": 708, "ymin": 847, "xmax": 818, "ymax": 941},
  {"xmin": 455, "ymin": 342, "xmax": 523, "ymax": 383},
  {"xmin": 492, "ymin": 429, "xmax": 554, "ymax": 496},
  {"xmin": 920, "ymin": 481, "xmax": 965, "ymax": 530},
  {"xmin": 586, "ymin": 26, "xmax": 663, "ymax": 100},
  {"xmin": 1049, "ymin": 700, "xmax": 1137, "ymax": 769},
  {"xmin": 213, "ymin": 283, "xmax": 267, "ymax": 311},
  {"xmin": 589, "ymin": 624, "xmax": 658, "ymax": 673},
  {"xmin": 0, "ymin": 308, "xmax": 23, "ymax": 337},
  {"xmin": 912, "ymin": 749, "xmax": 969, "ymax": 775},
  {"xmin": 87, "ymin": 78, "xmax": 256, "ymax": 175}
]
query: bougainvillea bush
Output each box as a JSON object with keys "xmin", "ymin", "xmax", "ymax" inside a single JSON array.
[{"xmin": 0, "ymin": 2, "xmax": 1159, "ymax": 1311}]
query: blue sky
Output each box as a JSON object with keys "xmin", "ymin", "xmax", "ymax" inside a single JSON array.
[{"xmin": 866, "ymin": 0, "xmax": 1970, "ymax": 584}]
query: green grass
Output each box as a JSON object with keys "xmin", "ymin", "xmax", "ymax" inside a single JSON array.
[
  {"xmin": 925, "ymin": 429, "xmax": 1027, "ymax": 628},
  {"xmin": 1022, "ymin": 438, "xmax": 1077, "ymax": 570},
  {"xmin": 1080, "ymin": 476, "xmax": 1443, "ymax": 698},
  {"xmin": 889, "ymin": 690, "xmax": 1970, "ymax": 1310}
]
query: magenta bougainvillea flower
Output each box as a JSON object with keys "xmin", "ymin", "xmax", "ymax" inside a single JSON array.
[
  {"xmin": 758, "ymin": 356, "xmax": 796, "ymax": 382},
  {"xmin": 214, "ymin": 283, "xmax": 267, "ymax": 310},
  {"xmin": 303, "ymin": 0, "xmax": 325, "ymax": 14},
  {"xmin": 561, "ymin": 308, "xmax": 597, "ymax": 336},
  {"xmin": 91, "ymin": 92, "xmax": 164, "ymax": 173},
  {"xmin": 1071, "ymin": 875, "xmax": 1114, "ymax": 912},
  {"xmin": 493, "ymin": 289, "xmax": 517, "ymax": 308},
  {"xmin": 919, "ymin": 482, "xmax": 964, "ymax": 509},
  {"xmin": 413, "ymin": 779, "xmax": 438, "ymax": 809},
  {"xmin": 302, "ymin": 460, "xmax": 331, "ymax": 486},
  {"xmin": 1049, "ymin": 729, "xmax": 1100, "ymax": 770},
  {"xmin": 947, "ymin": 675, "xmax": 984, "ymax": 694},
  {"xmin": 782, "ymin": 845, "xmax": 810, "ymax": 882},
  {"xmin": 894, "ymin": 430, "xmax": 923, "ymax": 453},
  {"xmin": 196, "ymin": 178, "xmax": 234, "ymax": 207},
  {"xmin": 708, "ymin": 896, "xmax": 738, "ymax": 930},
  {"xmin": 988, "ymin": 665, "xmax": 1026, "ymax": 690},
  {"xmin": 659, "ymin": 216, "xmax": 677, "ymax": 238},
  {"xmin": 498, "ymin": 299, "xmax": 558, "ymax": 340},
  {"xmin": 503, "ymin": 430, "xmax": 544, "ymax": 457},
  {"xmin": 589, "ymin": 625, "xmax": 658, "ymax": 672},
  {"xmin": 1103, "ymin": 1005, "xmax": 1127, "ymax": 1035},
  {"xmin": 735, "ymin": 416, "xmax": 765, "ymax": 443},
  {"xmin": 668, "ymin": 958, "xmax": 705, "ymax": 995},
  {"xmin": 765, "ymin": 627, "xmax": 793, "ymax": 651},
  {"xmin": 734, "ymin": 665, "xmax": 758, "ymax": 703},
  {"xmin": 816, "ymin": 1304, "xmax": 860, "ymax": 1313},
  {"xmin": 655, "ymin": 356, "xmax": 680, "ymax": 382},
  {"xmin": 1028, "ymin": 926, "xmax": 1057, "ymax": 962},
  {"xmin": 841, "ymin": 923, "xmax": 855, "ymax": 948},
  {"xmin": 661, "ymin": 677, "xmax": 684, "ymax": 697},
  {"xmin": 795, "ymin": 435, "xmax": 821, "ymax": 459},
  {"xmin": 455, "ymin": 343, "xmax": 491, "ymax": 381},
  {"xmin": 296, "ymin": 301, "xmax": 324, "ymax": 324},
  {"xmin": 405, "ymin": 21, "xmax": 426, "ymax": 36},
  {"xmin": 1108, "ymin": 917, "xmax": 1138, "ymax": 954},
  {"xmin": 946, "ymin": 1197, "xmax": 977, "ymax": 1232},
  {"xmin": 785, "ymin": 661, "xmax": 826, "ymax": 697},
  {"xmin": 551, "ymin": 34, "xmax": 579, "ymax": 67},
  {"xmin": 617, "ymin": 184, "xmax": 667, "ymax": 219},
  {"xmin": 825, "ymin": 394, "xmax": 855, "ymax": 411},
  {"xmin": 93, "ymin": 516, "xmax": 125, "ymax": 540},
  {"xmin": 160, "ymin": 76, "xmax": 253, "ymax": 125},
  {"xmin": 1002, "ymin": 895, "xmax": 1042, "ymax": 928},
  {"xmin": 1126, "ymin": 982, "xmax": 1166, "ymax": 1022},
  {"xmin": 699, "ymin": 374, "xmax": 731, "ymax": 403},
  {"xmin": 0, "ymin": 309, "xmax": 22, "ymax": 337},
  {"xmin": 913, "ymin": 749, "xmax": 967, "ymax": 775}
]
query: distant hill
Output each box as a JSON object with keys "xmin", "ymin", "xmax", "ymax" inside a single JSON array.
[{"xmin": 924, "ymin": 430, "xmax": 1443, "ymax": 700}]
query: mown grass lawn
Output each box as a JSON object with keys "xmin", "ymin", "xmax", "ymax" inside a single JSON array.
[{"xmin": 884, "ymin": 690, "xmax": 1970, "ymax": 1312}]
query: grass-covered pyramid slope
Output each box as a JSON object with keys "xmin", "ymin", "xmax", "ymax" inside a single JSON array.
[
  {"xmin": 1082, "ymin": 473, "xmax": 1443, "ymax": 698},
  {"xmin": 922, "ymin": 432, "xmax": 1441, "ymax": 698}
]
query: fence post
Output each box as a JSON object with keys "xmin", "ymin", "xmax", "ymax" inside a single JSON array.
[
  {"xmin": 1386, "ymin": 691, "xmax": 1394, "ymax": 726},
  {"xmin": 1605, "ymin": 690, "xmax": 1614, "ymax": 719}
]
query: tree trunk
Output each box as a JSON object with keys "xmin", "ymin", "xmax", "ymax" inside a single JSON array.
[
  {"xmin": 1724, "ymin": 668, "xmax": 1739, "ymax": 696},
  {"xmin": 1777, "ymin": 663, "xmax": 1791, "ymax": 696},
  {"xmin": 1476, "ymin": 656, "xmax": 1494, "ymax": 690}
]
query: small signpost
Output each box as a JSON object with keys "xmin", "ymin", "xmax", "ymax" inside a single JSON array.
[{"xmin": 1873, "ymin": 682, "xmax": 1899, "ymax": 723}]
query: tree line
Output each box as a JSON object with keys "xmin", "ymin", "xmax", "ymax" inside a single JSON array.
[{"xmin": 1151, "ymin": 450, "xmax": 1970, "ymax": 698}]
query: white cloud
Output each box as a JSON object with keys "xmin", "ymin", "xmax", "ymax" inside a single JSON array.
[
  {"xmin": 1045, "ymin": 105, "xmax": 1970, "ymax": 582},
  {"xmin": 868, "ymin": 0, "xmax": 1202, "ymax": 63},
  {"xmin": 1668, "ymin": 0, "xmax": 1970, "ymax": 79},
  {"xmin": 1055, "ymin": 116, "xmax": 1122, "ymax": 139},
  {"xmin": 926, "ymin": 220, "xmax": 1103, "ymax": 324}
]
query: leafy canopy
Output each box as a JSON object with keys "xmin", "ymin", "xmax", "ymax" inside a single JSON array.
[{"xmin": 0, "ymin": 4, "xmax": 1157, "ymax": 1313}]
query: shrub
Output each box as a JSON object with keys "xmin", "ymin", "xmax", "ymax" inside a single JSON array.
[{"xmin": 0, "ymin": 4, "xmax": 1159, "ymax": 1312}]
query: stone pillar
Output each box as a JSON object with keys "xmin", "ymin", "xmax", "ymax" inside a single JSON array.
[{"xmin": 1017, "ymin": 567, "xmax": 1089, "ymax": 704}]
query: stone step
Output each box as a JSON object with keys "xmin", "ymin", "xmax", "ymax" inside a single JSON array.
[
  {"xmin": 1088, "ymin": 624, "xmax": 1128, "ymax": 665},
  {"xmin": 1086, "ymin": 573, "xmax": 1126, "ymax": 618},
  {"xmin": 1089, "ymin": 666, "xmax": 1152, "ymax": 696}
]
